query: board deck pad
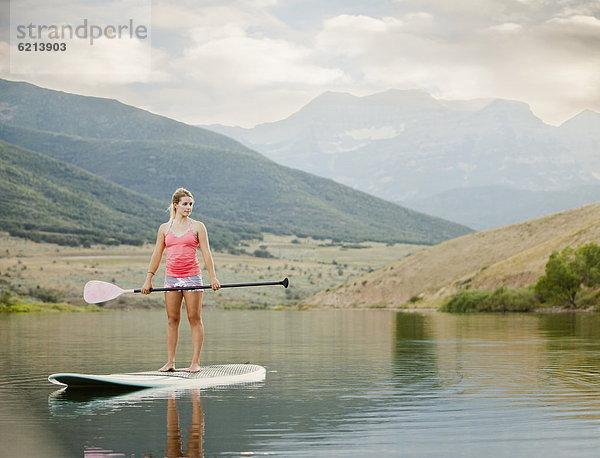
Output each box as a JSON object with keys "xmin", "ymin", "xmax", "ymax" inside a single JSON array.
[{"xmin": 48, "ymin": 364, "xmax": 266, "ymax": 390}]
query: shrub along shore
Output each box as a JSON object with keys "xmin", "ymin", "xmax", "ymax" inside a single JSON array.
[{"xmin": 0, "ymin": 290, "xmax": 102, "ymax": 313}]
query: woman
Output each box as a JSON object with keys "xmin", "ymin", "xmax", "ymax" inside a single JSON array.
[{"xmin": 141, "ymin": 188, "xmax": 220, "ymax": 372}]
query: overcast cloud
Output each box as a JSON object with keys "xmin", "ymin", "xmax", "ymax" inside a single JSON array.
[{"xmin": 1, "ymin": 0, "xmax": 599, "ymax": 126}]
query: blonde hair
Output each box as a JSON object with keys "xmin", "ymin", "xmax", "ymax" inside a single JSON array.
[{"xmin": 168, "ymin": 187, "xmax": 194, "ymax": 220}]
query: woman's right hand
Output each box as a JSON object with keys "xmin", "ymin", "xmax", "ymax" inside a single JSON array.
[{"xmin": 141, "ymin": 279, "xmax": 153, "ymax": 294}]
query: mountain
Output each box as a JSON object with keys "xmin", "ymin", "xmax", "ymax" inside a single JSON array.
[
  {"xmin": 0, "ymin": 79, "xmax": 250, "ymax": 153},
  {"xmin": 302, "ymin": 201, "xmax": 600, "ymax": 309},
  {"xmin": 404, "ymin": 184, "xmax": 600, "ymax": 230},
  {"xmin": 205, "ymin": 90, "xmax": 600, "ymax": 229},
  {"xmin": 0, "ymin": 140, "xmax": 166, "ymax": 246},
  {"xmin": 558, "ymin": 110, "xmax": 600, "ymax": 166},
  {"xmin": 0, "ymin": 140, "xmax": 258, "ymax": 248},
  {"xmin": 0, "ymin": 79, "xmax": 471, "ymax": 246}
]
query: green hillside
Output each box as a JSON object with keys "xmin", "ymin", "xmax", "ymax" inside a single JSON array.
[
  {"xmin": 0, "ymin": 141, "xmax": 260, "ymax": 248},
  {"xmin": 0, "ymin": 123, "xmax": 469, "ymax": 244},
  {"xmin": 0, "ymin": 79, "xmax": 472, "ymax": 245}
]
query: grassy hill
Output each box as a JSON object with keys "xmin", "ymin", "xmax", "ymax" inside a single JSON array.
[
  {"xmin": 302, "ymin": 202, "xmax": 600, "ymax": 309},
  {"xmin": 0, "ymin": 141, "xmax": 260, "ymax": 248},
  {"xmin": 0, "ymin": 79, "xmax": 472, "ymax": 245}
]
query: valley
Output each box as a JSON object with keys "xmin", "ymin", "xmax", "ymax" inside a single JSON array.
[{"xmin": 0, "ymin": 232, "xmax": 423, "ymax": 310}]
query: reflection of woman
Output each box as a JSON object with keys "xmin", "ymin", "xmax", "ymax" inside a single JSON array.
[
  {"xmin": 166, "ymin": 391, "xmax": 204, "ymax": 458},
  {"xmin": 141, "ymin": 188, "xmax": 220, "ymax": 372}
]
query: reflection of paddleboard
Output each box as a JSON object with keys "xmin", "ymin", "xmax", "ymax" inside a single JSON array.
[{"xmin": 48, "ymin": 364, "xmax": 266, "ymax": 390}]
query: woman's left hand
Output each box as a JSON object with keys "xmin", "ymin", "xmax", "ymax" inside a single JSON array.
[{"xmin": 210, "ymin": 277, "xmax": 221, "ymax": 291}]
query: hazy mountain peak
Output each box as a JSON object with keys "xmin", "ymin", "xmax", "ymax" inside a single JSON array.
[
  {"xmin": 306, "ymin": 91, "xmax": 358, "ymax": 107},
  {"xmin": 439, "ymin": 97, "xmax": 495, "ymax": 113},
  {"xmin": 203, "ymin": 87, "xmax": 600, "ymax": 231},
  {"xmin": 477, "ymin": 98, "xmax": 540, "ymax": 120},
  {"xmin": 560, "ymin": 109, "xmax": 600, "ymax": 129},
  {"xmin": 364, "ymin": 88, "xmax": 441, "ymax": 107},
  {"xmin": 307, "ymin": 88, "xmax": 442, "ymax": 112}
]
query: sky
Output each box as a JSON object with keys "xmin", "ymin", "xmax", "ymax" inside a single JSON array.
[{"xmin": 1, "ymin": 0, "xmax": 599, "ymax": 127}]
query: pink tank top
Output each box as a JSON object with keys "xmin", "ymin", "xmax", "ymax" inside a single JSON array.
[{"xmin": 165, "ymin": 221, "xmax": 201, "ymax": 277}]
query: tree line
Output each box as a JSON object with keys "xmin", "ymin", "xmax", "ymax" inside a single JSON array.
[{"xmin": 441, "ymin": 242, "xmax": 600, "ymax": 312}]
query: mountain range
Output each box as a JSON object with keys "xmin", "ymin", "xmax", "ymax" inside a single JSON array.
[
  {"xmin": 0, "ymin": 79, "xmax": 470, "ymax": 247},
  {"xmin": 206, "ymin": 90, "xmax": 600, "ymax": 230}
]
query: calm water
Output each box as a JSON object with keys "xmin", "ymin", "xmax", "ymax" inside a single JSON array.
[{"xmin": 2, "ymin": 310, "xmax": 600, "ymax": 456}]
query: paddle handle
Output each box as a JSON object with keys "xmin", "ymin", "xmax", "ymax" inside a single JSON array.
[{"xmin": 134, "ymin": 278, "xmax": 289, "ymax": 293}]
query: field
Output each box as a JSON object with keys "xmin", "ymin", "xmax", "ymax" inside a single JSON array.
[{"xmin": 0, "ymin": 232, "xmax": 423, "ymax": 310}]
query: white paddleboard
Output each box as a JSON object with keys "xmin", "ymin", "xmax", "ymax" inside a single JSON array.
[{"xmin": 48, "ymin": 364, "xmax": 266, "ymax": 390}]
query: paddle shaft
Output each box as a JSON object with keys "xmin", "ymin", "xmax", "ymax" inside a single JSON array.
[{"xmin": 134, "ymin": 278, "xmax": 289, "ymax": 293}]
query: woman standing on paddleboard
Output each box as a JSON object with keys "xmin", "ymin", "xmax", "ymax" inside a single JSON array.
[{"xmin": 141, "ymin": 187, "xmax": 220, "ymax": 372}]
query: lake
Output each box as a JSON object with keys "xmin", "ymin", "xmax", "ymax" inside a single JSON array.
[{"xmin": 2, "ymin": 310, "xmax": 600, "ymax": 456}]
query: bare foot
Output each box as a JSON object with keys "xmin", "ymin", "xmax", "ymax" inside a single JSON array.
[
  {"xmin": 158, "ymin": 363, "xmax": 175, "ymax": 372},
  {"xmin": 187, "ymin": 363, "xmax": 201, "ymax": 373}
]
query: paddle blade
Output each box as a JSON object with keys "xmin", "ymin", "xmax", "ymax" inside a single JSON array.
[{"xmin": 84, "ymin": 281, "xmax": 127, "ymax": 304}]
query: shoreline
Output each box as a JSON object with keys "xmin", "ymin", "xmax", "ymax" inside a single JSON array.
[{"xmin": 2, "ymin": 301, "xmax": 596, "ymax": 314}]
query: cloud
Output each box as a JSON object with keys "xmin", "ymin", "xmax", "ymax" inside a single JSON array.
[
  {"xmin": 4, "ymin": 0, "xmax": 170, "ymax": 84},
  {"xmin": 179, "ymin": 26, "xmax": 345, "ymax": 87},
  {"xmin": 150, "ymin": 2, "xmax": 600, "ymax": 126},
  {"xmin": 1, "ymin": 0, "xmax": 599, "ymax": 127},
  {"xmin": 0, "ymin": 41, "xmax": 8, "ymax": 74},
  {"xmin": 8, "ymin": 40, "xmax": 163, "ymax": 84},
  {"xmin": 148, "ymin": 0, "xmax": 346, "ymax": 122},
  {"xmin": 151, "ymin": 0, "xmax": 286, "ymax": 35},
  {"xmin": 487, "ymin": 22, "xmax": 523, "ymax": 33},
  {"xmin": 313, "ymin": 7, "xmax": 600, "ymax": 125},
  {"xmin": 315, "ymin": 15, "xmax": 404, "ymax": 57}
]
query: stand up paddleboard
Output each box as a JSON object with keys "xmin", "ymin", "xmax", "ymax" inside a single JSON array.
[{"xmin": 48, "ymin": 364, "xmax": 266, "ymax": 390}]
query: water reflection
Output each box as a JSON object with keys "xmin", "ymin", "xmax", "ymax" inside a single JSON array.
[
  {"xmin": 427, "ymin": 314, "xmax": 548, "ymax": 394},
  {"xmin": 49, "ymin": 388, "xmax": 205, "ymax": 457},
  {"xmin": 393, "ymin": 313, "xmax": 440, "ymax": 387},
  {"xmin": 166, "ymin": 392, "xmax": 204, "ymax": 458},
  {"xmin": 5, "ymin": 311, "xmax": 600, "ymax": 456},
  {"xmin": 385, "ymin": 312, "xmax": 600, "ymax": 456},
  {"xmin": 536, "ymin": 314, "xmax": 600, "ymax": 420}
]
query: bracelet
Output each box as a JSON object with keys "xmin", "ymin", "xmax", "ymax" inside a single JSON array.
[{"xmin": 148, "ymin": 271, "xmax": 155, "ymax": 276}]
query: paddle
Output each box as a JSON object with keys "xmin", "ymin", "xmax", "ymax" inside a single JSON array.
[{"xmin": 83, "ymin": 278, "xmax": 289, "ymax": 304}]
